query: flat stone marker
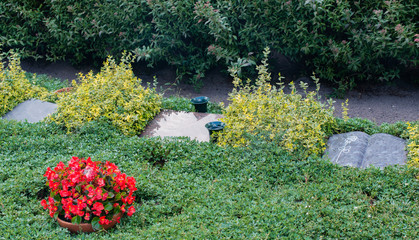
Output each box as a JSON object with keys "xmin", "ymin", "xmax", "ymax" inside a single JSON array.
[
  {"xmin": 324, "ymin": 131, "xmax": 407, "ymax": 169},
  {"xmin": 140, "ymin": 110, "xmax": 223, "ymax": 142},
  {"xmin": 2, "ymin": 99, "xmax": 57, "ymax": 123}
]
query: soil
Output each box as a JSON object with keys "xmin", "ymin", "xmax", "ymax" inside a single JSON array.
[{"xmin": 20, "ymin": 59, "xmax": 419, "ymax": 125}]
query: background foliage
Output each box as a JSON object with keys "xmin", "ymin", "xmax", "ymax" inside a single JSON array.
[{"xmin": 1, "ymin": 0, "xmax": 417, "ymax": 92}]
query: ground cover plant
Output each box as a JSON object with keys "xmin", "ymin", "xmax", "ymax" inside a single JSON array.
[{"xmin": 0, "ymin": 117, "xmax": 417, "ymax": 239}]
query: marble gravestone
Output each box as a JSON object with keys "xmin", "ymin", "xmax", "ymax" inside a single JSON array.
[{"xmin": 324, "ymin": 131, "xmax": 407, "ymax": 169}]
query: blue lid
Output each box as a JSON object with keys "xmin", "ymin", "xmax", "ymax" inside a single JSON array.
[
  {"xmin": 191, "ymin": 96, "xmax": 209, "ymax": 104},
  {"xmin": 205, "ymin": 121, "xmax": 226, "ymax": 130}
]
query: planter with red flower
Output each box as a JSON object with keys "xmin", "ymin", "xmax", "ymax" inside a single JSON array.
[{"xmin": 40, "ymin": 156, "xmax": 137, "ymax": 233}]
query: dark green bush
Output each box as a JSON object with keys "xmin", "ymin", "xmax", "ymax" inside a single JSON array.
[
  {"xmin": 278, "ymin": 0, "xmax": 419, "ymax": 95},
  {"xmin": 0, "ymin": 0, "xmax": 152, "ymax": 64},
  {"xmin": 0, "ymin": 118, "xmax": 418, "ymax": 239},
  {"xmin": 1, "ymin": 0, "xmax": 417, "ymax": 92}
]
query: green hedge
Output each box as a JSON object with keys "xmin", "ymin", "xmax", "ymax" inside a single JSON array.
[
  {"xmin": 1, "ymin": 0, "xmax": 417, "ymax": 91},
  {"xmin": 0, "ymin": 119, "xmax": 417, "ymax": 239}
]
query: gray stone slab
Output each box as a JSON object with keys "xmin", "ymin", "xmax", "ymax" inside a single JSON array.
[
  {"xmin": 362, "ymin": 133, "xmax": 407, "ymax": 168},
  {"xmin": 2, "ymin": 99, "xmax": 57, "ymax": 123},
  {"xmin": 324, "ymin": 131, "xmax": 407, "ymax": 169},
  {"xmin": 140, "ymin": 110, "xmax": 223, "ymax": 142}
]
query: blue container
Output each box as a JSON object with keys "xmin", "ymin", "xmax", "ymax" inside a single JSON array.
[
  {"xmin": 205, "ymin": 121, "xmax": 226, "ymax": 142},
  {"xmin": 191, "ymin": 96, "xmax": 209, "ymax": 113}
]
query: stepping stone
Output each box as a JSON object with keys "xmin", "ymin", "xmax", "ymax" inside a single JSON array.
[
  {"xmin": 2, "ymin": 99, "xmax": 57, "ymax": 123},
  {"xmin": 141, "ymin": 110, "xmax": 223, "ymax": 142},
  {"xmin": 324, "ymin": 131, "xmax": 407, "ymax": 169}
]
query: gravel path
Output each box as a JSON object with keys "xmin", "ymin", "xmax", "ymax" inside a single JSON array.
[{"xmin": 20, "ymin": 59, "xmax": 419, "ymax": 125}]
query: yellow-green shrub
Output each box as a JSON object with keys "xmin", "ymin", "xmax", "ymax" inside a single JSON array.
[
  {"xmin": 50, "ymin": 53, "xmax": 162, "ymax": 135},
  {"xmin": 406, "ymin": 122, "xmax": 419, "ymax": 179},
  {"xmin": 0, "ymin": 53, "xmax": 52, "ymax": 116},
  {"xmin": 218, "ymin": 48, "xmax": 336, "ymax": 159}
]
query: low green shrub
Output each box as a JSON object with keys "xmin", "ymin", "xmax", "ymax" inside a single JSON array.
[
  {"xmin": 218, "ymin": 48, "xmax": 336, "ymax": 159},
  {"xmin": 49, "ymin": 53, "xmax": 162, "ymax": 135}
]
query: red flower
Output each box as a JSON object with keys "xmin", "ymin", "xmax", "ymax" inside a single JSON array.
[
  {"xmin": 92, "ymin": 202, "xmax": 104, "ymax": 216},
  {"xmin": 127, "ymin": 206, "xmax": 135, "ymax": 216},
  {"xmin": 97, "ymin": 178, "xmax": 105, "ymax": 187},
  {"xmin": 99, "ymin": 216, "xmax": 110, "ymax": 225},
  {"xmin": 43, "ymin": 167, "xmax": 57, "ymax": 181},
  {"xmin": 48, "ymin": 181, "xmax": 59, "ymax": 191},
  {"xmin": 41, "ymin": 157, "xmax": 137, "ymax": 224},
  {"xmin": 102, "ymin": 192, "xmax": 109, "ymax": 201},
  {"xmin": 40, "ymin": 199, "xmax": 48, "ymax": 209},
  {"xmin": 87, "ymin": 186, "xmax": 95, "ymax": 198},
  {"xmin": 59, "ymin": 189, "xmax": 71, "ymax": 197},
  {"xmin": 86, "ymin": 198, "xmax": 94, "ymax": 206},
  {"xmin": 54, "ymin": 161, "xmax": 66, "ymax": 171},
  {"xmin": 127, "ymin": 176, "xmax": 137, "ymax": 191},
  {"xmin": 94, "ymin": 187, "xmax": 103, "ymax": 201},
  {"xmin": 115, "ymin": 173, "xmax": 127, "ymax": 190}
]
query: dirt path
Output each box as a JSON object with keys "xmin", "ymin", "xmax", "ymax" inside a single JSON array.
[{"xmin": 20, "ymin": 59, "xmax": 419, "ymax": 125}]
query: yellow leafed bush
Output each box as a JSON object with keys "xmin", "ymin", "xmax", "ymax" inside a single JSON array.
[
  {"xmin": 217, "ymin": 48, "xmax": 336, "ymax": 159},
  {"xmin": 0, "ymin": 53, "xmax": 52, "ymax": 116},
  {"xmin": 49, "ymin": 53, "xmax": 162, "ymax": 135},
  {"xmin": 406, "ymin": 122, "xmax": 419, "ymax": 179}
]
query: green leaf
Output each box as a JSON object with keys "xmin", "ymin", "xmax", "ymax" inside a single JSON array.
[
  {"xmin": 71, "ymin": 215, "xmax": 81, "ymax": 225},
  {"xmin": 92, "ymin": 217, "xmax": 101, "ymax": 231},
  {"xmin": 105, "ymin": 202, "xmax": 113, "ymax": 211},
  {"xmin": 115, "ymin": 193, "xmax": 121, "ymax": 201},
  {"xmin": 53, "ymin": 211, "xmax": 59, "ymax": 220},
  {"xmin": 53, "ymin": 194, "xmax": 61, "ymax": 202},
  {"xmin": 107, "ymin": 192, "xmax": 115, "ymax": 198}
]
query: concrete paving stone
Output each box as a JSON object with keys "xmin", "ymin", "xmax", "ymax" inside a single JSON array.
[
  {"xmin": 2, "ymin": 99, "xmax": 57, "ymax": 123},
  {"xmin": 140, "ymin": 110, "xmax": 224, "ymax": 142}
]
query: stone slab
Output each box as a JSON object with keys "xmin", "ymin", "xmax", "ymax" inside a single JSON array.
[
  {"xmin": 140, "ymin": 110, "xmax": 224, "ymax": 142},
  {"xmin": 2, "ymin": 99, "xmax": 57, "ymax": 123},
  {"xmin": 324, "ymin": 131, "xmax": 407, "ymax": 169}
]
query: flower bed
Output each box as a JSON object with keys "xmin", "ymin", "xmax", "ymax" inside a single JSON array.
[{"xmin": 41, "ymin": 157, "xmax": 137, "ymax": 230}]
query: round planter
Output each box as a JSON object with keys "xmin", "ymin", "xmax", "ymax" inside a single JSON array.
[
  {"xmin": 54, "ymin": 87, "xmax": 74, "ymax": 94},
  {"xmin": 205, "ymin": 121, "xmax": 225, "ymax": 142},
  {"xmin": 56, "ymin": 212, "xmax": 123, "ymax": 233},
  {"xmin": 191, "ymin": 96, "xmax": 209, "ymax": 113}
]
